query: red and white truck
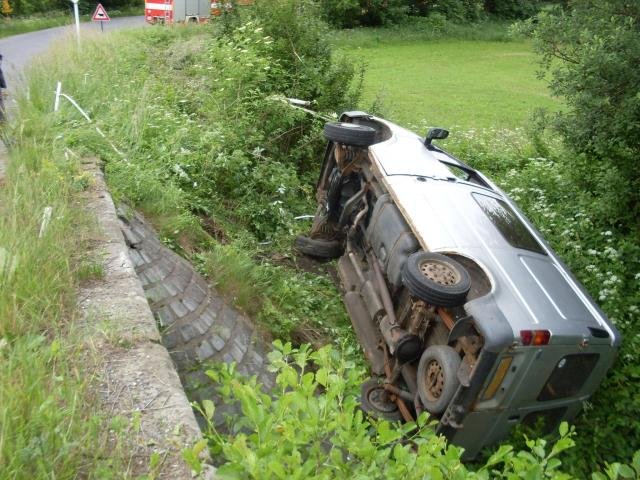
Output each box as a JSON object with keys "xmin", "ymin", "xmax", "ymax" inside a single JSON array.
[{"xmin": 145, "ymin": 0, "xmax": 217, "ymax": 24}]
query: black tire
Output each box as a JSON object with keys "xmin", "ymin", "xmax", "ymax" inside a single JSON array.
[
  {"xmin": 326, "ymin": 167, "xmax": 342, "ymax": 220},
  {"xmin": 417, "ymin": 345, "xmax": 460, "ymax": 415},
  {"xmin": 294, "ymin": 235, "xmax": 343, "ymax": 259},
  {"xmin": 402, "ymin": 252, "xmax": 471, "ymax": 307},
  {"xmin": 360, "ymin": 378, "xmax": 403, "ymax": 422},
  {"xmin": 323, "ymin": 122, "xmax": 376, "ymax": 147}
]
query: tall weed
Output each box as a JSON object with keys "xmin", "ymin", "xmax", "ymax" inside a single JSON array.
[
  {"xmin": 18, "ymin": 12, "xmax": 360, "ymax": 343},
  {"xmin": 0, "ymin": 100, "xmax": 119, "ymax": 476}
]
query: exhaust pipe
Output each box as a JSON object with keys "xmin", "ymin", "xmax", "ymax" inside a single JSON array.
[
  {"xmin": 347, "ymin": 204, "xmax": 422, "ymax": 364},
  {"xmin": 379, "ymin": 315, "xmax": 422, "ymax": 363}
]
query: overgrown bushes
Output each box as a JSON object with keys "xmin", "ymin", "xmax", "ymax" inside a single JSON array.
[
  {"xmin": 320, "ymin": 0, "xmax": 542, "ymax": 28},
  {"xmin": 526, "ymin": 0, "xmax": 640, "ymax": 228},
  {"xmin": 13, "ymin": 2, "xmax": 640, "ymax": 475},
  {"xmin": 190, "ymin": 341, "xmax": 640, "ymax": 479},
  {"xmin": 15, "ymin": 0, "xmax": 361, "ymax": 341}
]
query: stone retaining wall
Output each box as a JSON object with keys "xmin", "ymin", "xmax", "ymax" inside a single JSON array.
[{"xmin": 118, "ymin": 206, "xmax": 274, "ymax": 428}]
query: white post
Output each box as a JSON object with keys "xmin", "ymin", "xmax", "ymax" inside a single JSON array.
[
  {"xmin": 71, "ymin": 0, "xmax": 81, "ymax": 48},
  {"xmin": 54, "ymin": 81, "xmax": 62, "ymax": 111},
  {"xmin": 38, "ymin": 206, "xmax": 53, "ymax": 238}
]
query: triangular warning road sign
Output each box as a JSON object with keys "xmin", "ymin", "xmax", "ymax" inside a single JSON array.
[{"xmin": 92, "ymin": 3, "xmax": 111, "ymax": 21}]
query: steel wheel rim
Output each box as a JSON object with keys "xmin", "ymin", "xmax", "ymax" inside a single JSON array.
[
  {"xmin": 425, "ymin": 359, "xmax": 444, "ymax": 401},
  {"xmin": 366, "ymin": 385, "xmax": 399, "ymax": 414},
  {"xmin": 419, "ymin": 259, "xmax": 460, "ymax": 286}
]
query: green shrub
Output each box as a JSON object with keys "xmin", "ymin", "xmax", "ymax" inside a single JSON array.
[
  {"xmin": 529, "ymin": 1, "xmax": 640, "ymax": 226},
  {"xmin": 320, "ymin": 0, "xmax": 408, "ymax": 28},
  {"xmin": 194, "ymin": 341, "xmax": 640, "ymax": 479},
  {"xmin": 428, "ymin": 0, "xmax": 484, "ymax": 22},
  {"xmin": 250, "ymin": 0, "xmax": 362, "ymax": 110},
  {"xmin": 319, "ymin": 0, "xmax": 361, "ymax": 28},
  {"xmin": 484, "ymin": 0, "xmax": 539, "ymax": 19},
  {"xmin": 316, "ymin": 0, "xmax": 540, "ymax": 25}
]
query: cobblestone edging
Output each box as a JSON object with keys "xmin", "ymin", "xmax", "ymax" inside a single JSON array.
[
  {"xmin": 80, "ymin": 160, "xmax": 214, "ymax": 479},
  {"xmin": 117, "ymin": 209, "xmax": 274, "ymax": 425}
]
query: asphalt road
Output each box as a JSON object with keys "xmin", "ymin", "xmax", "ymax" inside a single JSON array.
[{"xmin": 0, "ymin": 16, "xmax": 146, "ymax": 94}]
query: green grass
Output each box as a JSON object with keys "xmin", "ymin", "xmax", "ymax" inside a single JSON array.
[
  {"xmin": 7, "ymin": 26, "xmax": 353, "ymax": 347},
  {"xmin": 197, "ymin": 242, "xmax": 351, "ymax": 343},
  {"xmin": 0, "ymin": 63, "xmax": 130, "ymax": 478},
  {"xmin": 337, "ymin": 36, "xmax": 558, "ymax": 129},
  {"xmin": 0, "ymin": 12, "xmax": 73, "ymax": 38},
  {"xmin": 0, "ymin": 7, "xmax": 143, "ymax": 39}
]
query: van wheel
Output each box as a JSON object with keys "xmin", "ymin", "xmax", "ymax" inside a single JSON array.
[
  {"xmin": 417, "ymin": 345, "xmax": 460, "ymax": 415},
  {"xmin": 360, "ymin": 378, "xmax": 403, "ymax": 421},
  {"xmin": 294, "ymin": 235, "xmax": 343, "ymax": 259},
  {"xmin": 323, "ymin": 122, "xmax": 376, "ymax": 147},
  {"xmin": 402, "ymin": 252, "xmax": 470, "ymax": 307}
]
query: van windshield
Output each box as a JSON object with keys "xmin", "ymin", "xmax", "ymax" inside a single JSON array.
[{"xmin": 472, "ymin": 193, "xmax": 546, "ymax": 255}]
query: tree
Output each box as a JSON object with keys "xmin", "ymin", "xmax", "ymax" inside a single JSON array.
[
  {"xmin": 484, "ymin": 0, "xmax": 539, "ymax": 19},
  {"xmin": 532, "ymin": 1, "xmax": 640, "ymax": 225},
  {"xmin": 1, "ymin": 0, "xmax": 13, "ymax": 15}
]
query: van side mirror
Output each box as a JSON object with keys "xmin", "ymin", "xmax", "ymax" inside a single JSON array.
[{"xmin": 425, "ymin": 128, "xmax": 449, "ymax": 148}]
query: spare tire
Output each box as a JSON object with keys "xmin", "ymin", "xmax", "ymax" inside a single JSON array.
[
  {"xmin": 402, "ymin": 252, "xmax": 470, "ymax": 307},
  {"xmin": 323, "ymin": 122, "xmax": 376, "ymax": 147}
]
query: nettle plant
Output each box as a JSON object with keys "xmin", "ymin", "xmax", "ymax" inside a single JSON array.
[{"xmin": 188, "ymin": 341, "xmax": 607, "ymax": 479}]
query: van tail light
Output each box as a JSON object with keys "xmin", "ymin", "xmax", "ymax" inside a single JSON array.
[
  {"xmin": 482, "ymin": 356, "xmax": 513, "ymax": 400},
  {"xmin": 520, "ymin": 330, "xmax": 551, "ymax": 346}
]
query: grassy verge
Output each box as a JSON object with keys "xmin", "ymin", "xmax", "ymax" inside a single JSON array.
[
  {"xmin": 16, "ymin": 24, "xmax": 356, "ymax": 346},
  {"xmin": 0, "ymin": 7, "xmax": 143, "ymax": 39},
  {"xmin": 0, "ymin": 69, "xmax": 128, "ymax": 478}
]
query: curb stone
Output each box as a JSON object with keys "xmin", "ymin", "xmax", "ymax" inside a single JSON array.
[{"xmin": 80, "ymin": 159, "xmax": 215, "ymax": 479}]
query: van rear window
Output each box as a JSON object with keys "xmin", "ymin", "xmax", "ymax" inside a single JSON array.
[
  {"xmin": 538, "ymin": 354, "xmax": 600, "ymax": 401},
  {"xmin": 472, "ymin": 193, "xmax": 546, "ymax": 255}
]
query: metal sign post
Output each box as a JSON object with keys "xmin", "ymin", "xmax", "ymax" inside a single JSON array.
[{"xmin": 70, "ymin": 0, "xmax": 80, "ymax": 47}]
